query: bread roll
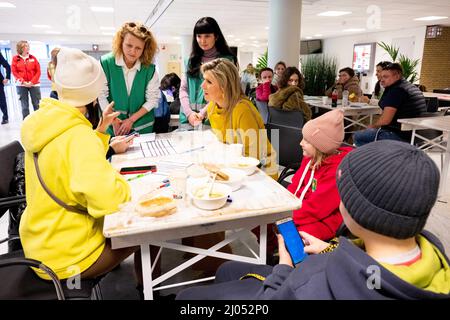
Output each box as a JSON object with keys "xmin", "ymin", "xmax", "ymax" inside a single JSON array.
[{"xmin": 135, "ymin": 194, "xmax": 177, "ymax": 217}]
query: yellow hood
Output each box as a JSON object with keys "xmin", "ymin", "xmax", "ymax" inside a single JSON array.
[{"xmin": 21, "ymin": 98, "xmax": 92, "ymax": 153}]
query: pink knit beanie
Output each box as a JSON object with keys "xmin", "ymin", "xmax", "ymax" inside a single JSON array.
[{"xmin": 302, "ymin": 109, "xmax": 344, "ymax": 154}]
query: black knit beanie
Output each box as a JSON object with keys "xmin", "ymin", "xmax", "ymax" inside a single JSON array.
[{"xmin": 337, "ymin": 140, "xmax": 440, "ymax": 239}]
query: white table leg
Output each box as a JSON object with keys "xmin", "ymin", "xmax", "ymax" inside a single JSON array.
[
  {"xmin": 410, "ymin": 129, "xmax": 416, "ymax": 145},
  {"xmin": 439, "ymin": 144, "xmax": 450, "ymax": 195},
  {"xmin": 259, "ymin": 224, "xmax": 267, "ymax": 264},
  {"xmin": 140, "ymin": 244, "xmax": 153, "ymax": 300}
]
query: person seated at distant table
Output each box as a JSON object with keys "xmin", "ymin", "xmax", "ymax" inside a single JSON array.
[
  {"xmin": 326, "ymin": 67, "xmax": 368, "ymax": 103},
  {"xmin": 268, "ymin": 66, "xmax": 312, "ymax": 121},
  {"xmin": 353, "ymin": 63, "xmax": 427, "ymax": 147},
  {"xmin": 256, "ymin": 67, "xmax": 278, "ymax": 102}
]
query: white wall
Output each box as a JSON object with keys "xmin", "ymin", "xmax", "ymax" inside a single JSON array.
[
  {"xmin": 155, "ymin": 43, "xmax": 182, "ymax": 78},
  {"xmin": 322, "ymin": 26, "xmax": 426, "ymax": 94}
]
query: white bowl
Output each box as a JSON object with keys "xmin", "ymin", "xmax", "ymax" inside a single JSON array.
[
  {"xmin": 228, "ymin": 156, "xmax": 260, "ymax": 175},
  {"xmin": 189, "ymin": 183, "xmax": 232, "ymax": 210},
  {"xmin": 215, "ymin": 168, "xmax": 246, "ymax": 191}
]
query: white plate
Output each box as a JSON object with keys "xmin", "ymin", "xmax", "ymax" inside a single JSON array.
[{"xmin": 349, "ymin": 102, "xmax": 368, "ymax": 107}]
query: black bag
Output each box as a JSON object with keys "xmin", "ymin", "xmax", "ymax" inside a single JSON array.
[{"xmin": 8, "ymin": 152, "xmax": 26, "ymax": 252}]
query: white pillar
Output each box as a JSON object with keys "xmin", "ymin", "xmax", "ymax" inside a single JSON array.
[
  {"xmin": 180, "ymin": 34, "xmax": 193, "ymax": 73},
  {"xmin": 267, "ymin": 0, "xmax": 302, "ymax": 69}
]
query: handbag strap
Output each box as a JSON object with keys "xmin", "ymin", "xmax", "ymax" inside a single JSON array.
[{"xmin": 33, "ymin": 153, "xmax": 87, "ymax": 214}]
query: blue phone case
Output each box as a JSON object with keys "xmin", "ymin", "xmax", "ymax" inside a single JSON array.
[{"xmin": 276, "ymin": 219, "xmax": 308, "ymax": 265}]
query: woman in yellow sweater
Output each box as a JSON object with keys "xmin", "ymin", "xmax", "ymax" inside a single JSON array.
[{"xmin": 202, "ymin": 58, "xmax": 277, "ymax": 178}]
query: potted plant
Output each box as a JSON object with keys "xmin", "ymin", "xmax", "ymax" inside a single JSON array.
[
  {"xmin": 377, "ymin": 41, "xmax": 420, "ymax": 83},
  {"xmin": 301, "ymin": 54, "xmax": 338, "ymax": 96}
]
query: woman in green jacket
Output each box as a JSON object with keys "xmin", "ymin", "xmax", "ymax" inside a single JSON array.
[{"xmin": 179, "ymin": 16, "xmax": 237, "ymax": 129}]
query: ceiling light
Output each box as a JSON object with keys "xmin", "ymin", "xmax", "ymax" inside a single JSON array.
[
  {"xmin": 343, "ymin": 28, "xmax": 366, "ymax": 32},
  {"xmin": 32, "ymin": 24, "xmax": 51, "ymax": 29},
  {"xmin": 172, "ymin": 36, "xmax": 180, "ymax": 40},
  {"xmin": 265, "ymin": 26, "xmax": 269, "ymax": 30},
  {"xmin": 249, "ymin": 36, "xmax": 256, "ymax": 39},
  {"xmin": 228, "ymin": 35, "xmax": 235, "ymax": 38},
  {"xmin": 314, "ymin": 34, "xmax": 323, "ymax": 37},
  {"xmin": 90, "ymin": 6, "xmax": 114, "ymax": 13},
  {"xmin": 0, "ymin": 2, "xmax": 15, "ymax": 8},
  {"xmin": 318, "ymin": 11, "xmax": 351, "ymax": 17},
  {"xmin": 414, "ymin": 16, "xmax": 448, "ymax": 21},
  {"xmin": 235, "ymin": 38, "xmax": 241, "ymax": 41},
  {"xmin": 306, "ymin": 36, "xmax": 313, "ymax": 39},
  {"xmin": 100, "ymin": 26, "xmax": 115, "ymax": 31}
]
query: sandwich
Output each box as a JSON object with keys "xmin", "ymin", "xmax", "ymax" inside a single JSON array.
[{"xmin": 135, "ymin": 193, "xmax": 177, "ymax": 217}]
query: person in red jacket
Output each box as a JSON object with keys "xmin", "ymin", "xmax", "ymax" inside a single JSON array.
[
  {"xmin": 256, "ymin": 67, "xmax": 277, "ymax": 102},
  {"xmin": 287, "ymin": 109, "xmax": 352, "ymax": 240},
  {"xmin": 11, "ymin": 40, "xmax": 41, "ymax": 119}
]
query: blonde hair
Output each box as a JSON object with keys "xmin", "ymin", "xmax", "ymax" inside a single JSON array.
[
  {"xmin": 47, "ymin": 48, "xmax": 60, "ymax": 81},
  {"xmin": 16, "ymin": 41, "xmax": 29, "ymax": 55},
  {"xmin": 112, "ymin": 22, "xmax": 158, "ymax": 67},
  {"xmin": 201, "ymin": 58, "xmax": 245, "ymax": 112}
]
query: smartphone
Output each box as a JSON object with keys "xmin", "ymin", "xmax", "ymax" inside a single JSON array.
[
  {"xmin": 119, "ymin": 165, "xmax": 157, "ymax": 175},
  {"xmin": 125, "ymin": 131, "xmax": 139, "ymax": 138},
  {"xmin": 275, "ymin": 218, "xmax": 308, "ymax": 265}
]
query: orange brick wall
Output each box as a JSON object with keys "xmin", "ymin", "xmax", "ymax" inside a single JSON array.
[{"xmin": 420, "ymin": 26, "xmax": 450, "ymax": 91}]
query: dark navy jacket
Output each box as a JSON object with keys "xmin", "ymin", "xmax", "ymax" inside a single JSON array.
[
  {"xmin": 0, "ymin": 52, "xmax": 11, "ymax": 84},
  {"xmin": 257, "ymin": 231, "xmax": 450, "ymax": 300}
]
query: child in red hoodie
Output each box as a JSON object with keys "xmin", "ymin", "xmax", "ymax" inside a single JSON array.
[{"xmin": 287, "ymin": 109, "xmax": 352, "ymax": 240}]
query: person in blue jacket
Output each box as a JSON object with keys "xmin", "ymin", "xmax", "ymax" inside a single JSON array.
[{"xmin": 177, "ymin": 140, "xmax": 450, "ymax": 300}]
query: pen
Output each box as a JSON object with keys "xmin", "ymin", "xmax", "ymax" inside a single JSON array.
[
  {"xmin": 179, "ymin": 146, "xmax": 205, "ymax": 154},
  {"xmin": 127, "ymin": 172, "xmax": 152, "ymax": 182}
]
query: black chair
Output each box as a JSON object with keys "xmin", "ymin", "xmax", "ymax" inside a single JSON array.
[
  {"xmin": 0, "ymin": 250, "xmax": 102, "ymax": 300},
  {"xmin": 0, "ymin": 141, "xmax": 103, "ymax": 300},
  {"xmin": 255, "ymin": 100, "xmax": 270, "ymax": 124},
  {"xmin": 425, "ymin": 97, "xmax": 439, "ymax": 112},
  {"xmin": 0, "ymin": 141, "xmax": 25, "ymax": 249},
  {"xmin": 266, "ymin": 108, "xmax": 304, "ymax": 171}
]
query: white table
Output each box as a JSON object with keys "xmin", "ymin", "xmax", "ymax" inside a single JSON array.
[
  {"xmin": 104, "ymin": 130, "xmax": 302, "ymax": 299},
  {"xmin": 423, "ymin": 92, "xmax": 450, "ymax": 102},
  {"xmin": 306, "ymin": 98, "xmax": 382, "ymax": 132},
  {"xmin": 398, "ymin": 116, "xmax": 450, "ymax": 194}
]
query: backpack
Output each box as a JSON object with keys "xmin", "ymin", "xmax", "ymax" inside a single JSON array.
[
  {"xmin": 153, "ymin": 90, "xmax": 171, "ymax": 133},
  {"xmin": 154, "ymin": 90, "xmax": 170, "ymax": 119}
]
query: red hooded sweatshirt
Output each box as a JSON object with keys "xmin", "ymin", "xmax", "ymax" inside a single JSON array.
[{"xmin": 287, "ymin": 146, "xmax": 353, "ymax": 240}]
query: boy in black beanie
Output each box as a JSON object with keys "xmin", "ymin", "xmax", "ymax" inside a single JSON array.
[{"xmin": 177, "ymin": 140, "xmax": 450, "ymax": 300}]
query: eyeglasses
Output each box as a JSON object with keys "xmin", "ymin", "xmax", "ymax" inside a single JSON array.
[{"xmin": 126, "ymin": 22, "xmax": 151, "ymax": 36}]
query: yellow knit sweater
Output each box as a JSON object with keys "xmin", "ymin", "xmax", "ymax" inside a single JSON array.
[{"xmin": 207, "ymin": 98, "xmax": 278, "ymax": 178}]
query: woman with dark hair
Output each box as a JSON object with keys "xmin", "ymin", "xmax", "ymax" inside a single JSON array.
[
  {"xmin": 373, "ymin": 61, "xmax": 390, "ymax": 100},
  {"xmin": 268, "ymin": 66, "xmax": 311, "ymax": 121},
  {"xmin": 179, "ymin": 16, "xmax": 237, "ymax": 128},
  {"xmin": 160, "ymin": 72, "xmax": 181, "ymax": 115},
  {"xmin": 272, "ymin": 61, "xmax": 286, "ymax": 86}
]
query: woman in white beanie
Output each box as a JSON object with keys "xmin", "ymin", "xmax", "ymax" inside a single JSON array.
[
  {"xmin": 19, "ymin": 48, "xmax": 139, "ymax": 283},
  {"xmin": 287, "ymin": 109, "xmax": 353, "ymax": 240}
]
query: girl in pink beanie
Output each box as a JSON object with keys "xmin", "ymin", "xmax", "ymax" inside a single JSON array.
[{"xmin": 287, "ymin": 109, "xmax": 353, "ymax": 240}]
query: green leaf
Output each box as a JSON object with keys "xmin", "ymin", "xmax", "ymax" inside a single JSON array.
[
  {"xmin": 301, "ymin": 54, "xmax": 338, "ymax": 96},
  {"xmin": 256, "ymin": 50, "xmax": 268, "ymax": 70}
]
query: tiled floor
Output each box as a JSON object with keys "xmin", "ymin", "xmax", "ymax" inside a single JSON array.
[{"xmin": 1, "ymin": 89, "xmax": 450, "ymax": 299}]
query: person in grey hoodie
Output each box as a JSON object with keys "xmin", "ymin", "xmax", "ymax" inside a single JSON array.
[{"xmin": 176, "ymin": 140, "xmax": 450, "ymax": 300}]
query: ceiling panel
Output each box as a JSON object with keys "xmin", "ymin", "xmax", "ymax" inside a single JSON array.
[{"xmin": 0, "ymin": 0, "xmax": 449, "ymax": 50}]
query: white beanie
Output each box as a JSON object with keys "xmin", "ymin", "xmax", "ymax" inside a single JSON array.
[{"xmin": 54, "ymin": 47, "xmax": 106, "ymax": 106}]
